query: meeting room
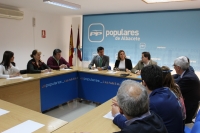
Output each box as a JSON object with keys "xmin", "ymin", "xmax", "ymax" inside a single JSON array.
[{"xmin": 0, "ymin": 0, "xmax": 200, "ymax": 133}]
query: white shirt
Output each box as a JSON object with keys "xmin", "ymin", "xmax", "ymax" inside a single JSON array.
[
  {"xmin": 180, "ymin": 70, "xmax": 186, "ymax": 78},
  {"xmin": 143, "ymin": 61, "xmax": 150, "ymax": 67},
  {"xmin": 118, "ymin": 60, "xmax": 125, "ymax": 69},
  {"xmin": 0, "ymin": 64, "xmax": 20, "ymax": 78}
]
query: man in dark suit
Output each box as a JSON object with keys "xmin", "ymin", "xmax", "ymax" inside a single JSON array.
[
  {"xmin": 173, "ymin": 57, "xmax": 195, "ymax": 83},
  {"xmin": 173, "ymin": 56, "xmax": 200, "ymax": 123},
  {"xmin": 88, "ymin": 46, "xmax": 109, "ymax": 70},
  {"xmin": 112, "ymin": 80, "xmax": 167, "ymax": 133}
]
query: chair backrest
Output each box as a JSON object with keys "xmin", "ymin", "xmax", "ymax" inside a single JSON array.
[{"xmin": 20, "ymin": 69, "xmax": 27, "ymax": 74}]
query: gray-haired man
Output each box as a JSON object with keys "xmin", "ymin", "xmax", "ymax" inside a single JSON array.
[
  {"xmin": 112, "ymin": 80, "xmax": 167, "ymax": 133},
  {"xmin": 173, "ymin": 56, "xmax": 200, "ymax": 123}
]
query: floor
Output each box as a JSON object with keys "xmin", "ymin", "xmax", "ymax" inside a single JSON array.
[{"xmin": 44, "ymin": 100, "xmax": 96, "ymax": 122}]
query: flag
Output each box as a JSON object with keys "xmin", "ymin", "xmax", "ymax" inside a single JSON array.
[
  {"xmin": 76, "ymin": 27, "xmax": 82, "ymax": 61},
  {"xmin": 69, "ymin": 26, "xmax": 74, "ymax": 66}
]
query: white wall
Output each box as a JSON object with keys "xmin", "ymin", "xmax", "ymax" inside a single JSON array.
[{"xmin": 0, "ymin": 9, "xmax": 82, "ymax": 69}]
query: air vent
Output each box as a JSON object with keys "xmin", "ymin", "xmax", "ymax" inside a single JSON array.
[{"xmin": 0, "ymin": 7, "xmax": 23, "ymax": 20}]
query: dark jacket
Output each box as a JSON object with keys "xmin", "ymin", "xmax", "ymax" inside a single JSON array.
[
  {"xmin": 114, "ymin": 111, "xmax": 167, "ymax": 133},
  {"xmin": 88, "ymin": 55, "xmax": 109, "ymax": 70},
  {"xmin": 176, "ymin": 68, "xmax": 200, "ymax": 123},
  {"xmin": 27, "ymin": 59, "xmax": 49, "ymax": 73},
  {"xmin": 47, "ymin": 56, "xmax": 70, "ymax": 70},
  {"xmin": 114, "ymin": 58, "xmax": 132, "ymax": 71},
  {"xmin": 113, "ymin": 87, "xmax": 183, "ymax": 133},
  {"xmin": 173, "ymin": 66, "xmax": 194, "ymax": 82}
]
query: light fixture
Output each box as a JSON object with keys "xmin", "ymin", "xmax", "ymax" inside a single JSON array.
[
  {"xmin": 143, "ymin": 0, "xmax": 192, "ymax": 4},
  {"xmin": 43, "ymin": 0, "xmax": 81, "ymax": 10}
]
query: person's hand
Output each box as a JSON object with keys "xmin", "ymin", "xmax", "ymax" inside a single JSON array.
[
  {"xmin": 136, "ymin": 70, "xmax": 141, "ymax": 75},
  {"xmin": 126, "ymin": 69, "xmax": 131, "ymax": 73},
  {"xmin": 91, "ymin": 66, "xmax": 95, "ymax": 70},
  {"xmin": 111, "ymin": 104, "xmax": 120, "ymax": 117},
  {"xmin": 41, "ymin": 69, "xmax": 49, "ymax": 73},
  {"xmin": 114, "ymin": 68, "xmax": 120, "ymax": 71},
  {"xmin": 112, "ymin": 98, "xmax": 118, "ymax": 106},
  {"xmin": 63, "ymin": 64, "xmax": 68, "ymax": 68},
  {"xmin": 10, "ymin": 72, "xmax": 20, "ymax": 78},
  {"xmin": 97, "ymin": 67, "xmax": 102, "ymax": 71},
  {"xmin": 48, "ymin": 69, "xmax": 52, "ymax": 72},
  {"xmin": 59, "ymin": 64, "xmax": 65, "ymax": 69}
]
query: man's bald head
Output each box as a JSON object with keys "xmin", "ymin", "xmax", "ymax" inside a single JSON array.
[{"xmin": 117, "ymin": 80, "xmax": 149, "ymax": 118}]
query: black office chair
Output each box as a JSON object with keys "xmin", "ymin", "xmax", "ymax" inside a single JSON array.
[{"xmin": 20, "ymin": 69, "xmax": 27, "ymax": 74}]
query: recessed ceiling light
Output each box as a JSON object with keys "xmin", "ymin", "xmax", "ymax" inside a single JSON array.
[{"xmin": 43, "ymin": 0, "xmax": 81, "ymax": 10}]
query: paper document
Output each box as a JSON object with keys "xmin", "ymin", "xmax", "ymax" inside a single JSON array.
[
  {"xmin": 43, "ymin": 72, "xmax": 53, "ymax": 74},
  {"xmin": 2, "ymin": 120, "xmax": 45, "ymax": 133},
  {"xmin": 89, "ymin": 69, "xmax": 98, "ymax": 72},
  {"xmin": 22, "ymin": 77, "xmax": 34, "ymax": 80},
  {"xmin": 0, "ymin": 108, "xmax": 9, "ymax": 116},
  {"xmin": 7, "ymin": 76, "xmax": 23, "ymax": 80},
  {"xmin": 60, "ymin": 69, "xmax": 71, "ymax": 71},
  {"xmin": 107, "ymin": 71, "xmax": 117, "ymax": 74},
  {"xmin": 103, "ymin": 111, "xmax": 114, "ymax": 120}
]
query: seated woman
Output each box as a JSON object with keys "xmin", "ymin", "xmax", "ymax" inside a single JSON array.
[
  {"xmin": 114, "ymin": 50, "xmax": 132, "ymax": 72},
  {"xmin": 161, "ymin": 66, "xmax": 186, "ymax": 122},
  {"xmin": 27, "ymin": 50, "xmax": 51, "ymax": 73},
  {"xmin": 0, "ymin": 51, "xmax": 20, "ymax": 78}
]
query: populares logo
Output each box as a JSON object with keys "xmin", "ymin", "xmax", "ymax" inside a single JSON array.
[
  {"xmin": 88, "ymin": 23, "xmax": 104, "ymax": 42},
  {"xmin": 88, "ymin": 23, "xmax": 140, "ymax": 42}
]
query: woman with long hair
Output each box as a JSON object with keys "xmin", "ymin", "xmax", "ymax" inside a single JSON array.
[
  {"xmin": 0, "ymin": 51, "xmax": 20, "ymax": 78},
  {"xmin": 27, "ymin": 49, "xmax": 50, "ymax": 73},
  {"xmin": 161, "ymin": 66, "xmax": 186, "ymax": 121}
]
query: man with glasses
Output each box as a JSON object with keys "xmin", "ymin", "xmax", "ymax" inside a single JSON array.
[
  {"xmin": 131, "ymin": 52, "xmax": 157, "ymax": 75},
  {"xmin": 88, "ymin": 46, "xmax": 109, "ymax": 71},
  {"xmin": 173, "ymin": 56, "xmax": 200, "ymax": 123}
]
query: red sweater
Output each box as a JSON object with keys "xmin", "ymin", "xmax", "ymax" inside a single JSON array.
[{"xmin": 47, "ymin": 56, "xmax": 70, "ymax": 70}]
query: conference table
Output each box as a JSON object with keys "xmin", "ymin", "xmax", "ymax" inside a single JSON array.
[
  {"xmin": 0, "ymin": 99, "xmax": 67, "ymax": 133},
  {"xmin": 52, "ymin": 98, "xmax": 120, "ymax": 133},
  {"xmin": 0, "ymin": 67, "xmax": 141, "ymax": 113}
]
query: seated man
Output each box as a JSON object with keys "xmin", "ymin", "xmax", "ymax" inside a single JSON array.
[
  {"xmin": 47, "ymin": 49, "xmax": 70, "ymax": 70},
  {"xmin": 173, "ymin": 56, "xmax": 200, "ymax": 123},
  {"xmin": 112, "ymin": 65, "xmax": 183, "ymax": 133},
  {"xmin": 173, "ymin": 56, "xmax": 194, "ymax": 83},
  {"xmin": 88, "ymin": 46, "xmax": 109, "ymax": 71},
  {"xmin": 112, "ymin": 80, "xmax": 167, "ymax": 133},
  {"xmin": 131, "ymin": 52, "xmax": 157, "ymax": 75}
]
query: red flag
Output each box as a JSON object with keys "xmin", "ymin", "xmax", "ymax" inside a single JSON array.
[
  {"xmin": 69, "ymin": 26, "xmax": 74, "ymax": 66},
  {"xmin": 76, "ymin": 27, "xmax": 82, "ymax": 61}
]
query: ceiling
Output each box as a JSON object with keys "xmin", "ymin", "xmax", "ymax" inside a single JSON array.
[{"xmin": 0, "ymin": 0, "xmax": 200, "ymax": 16}]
